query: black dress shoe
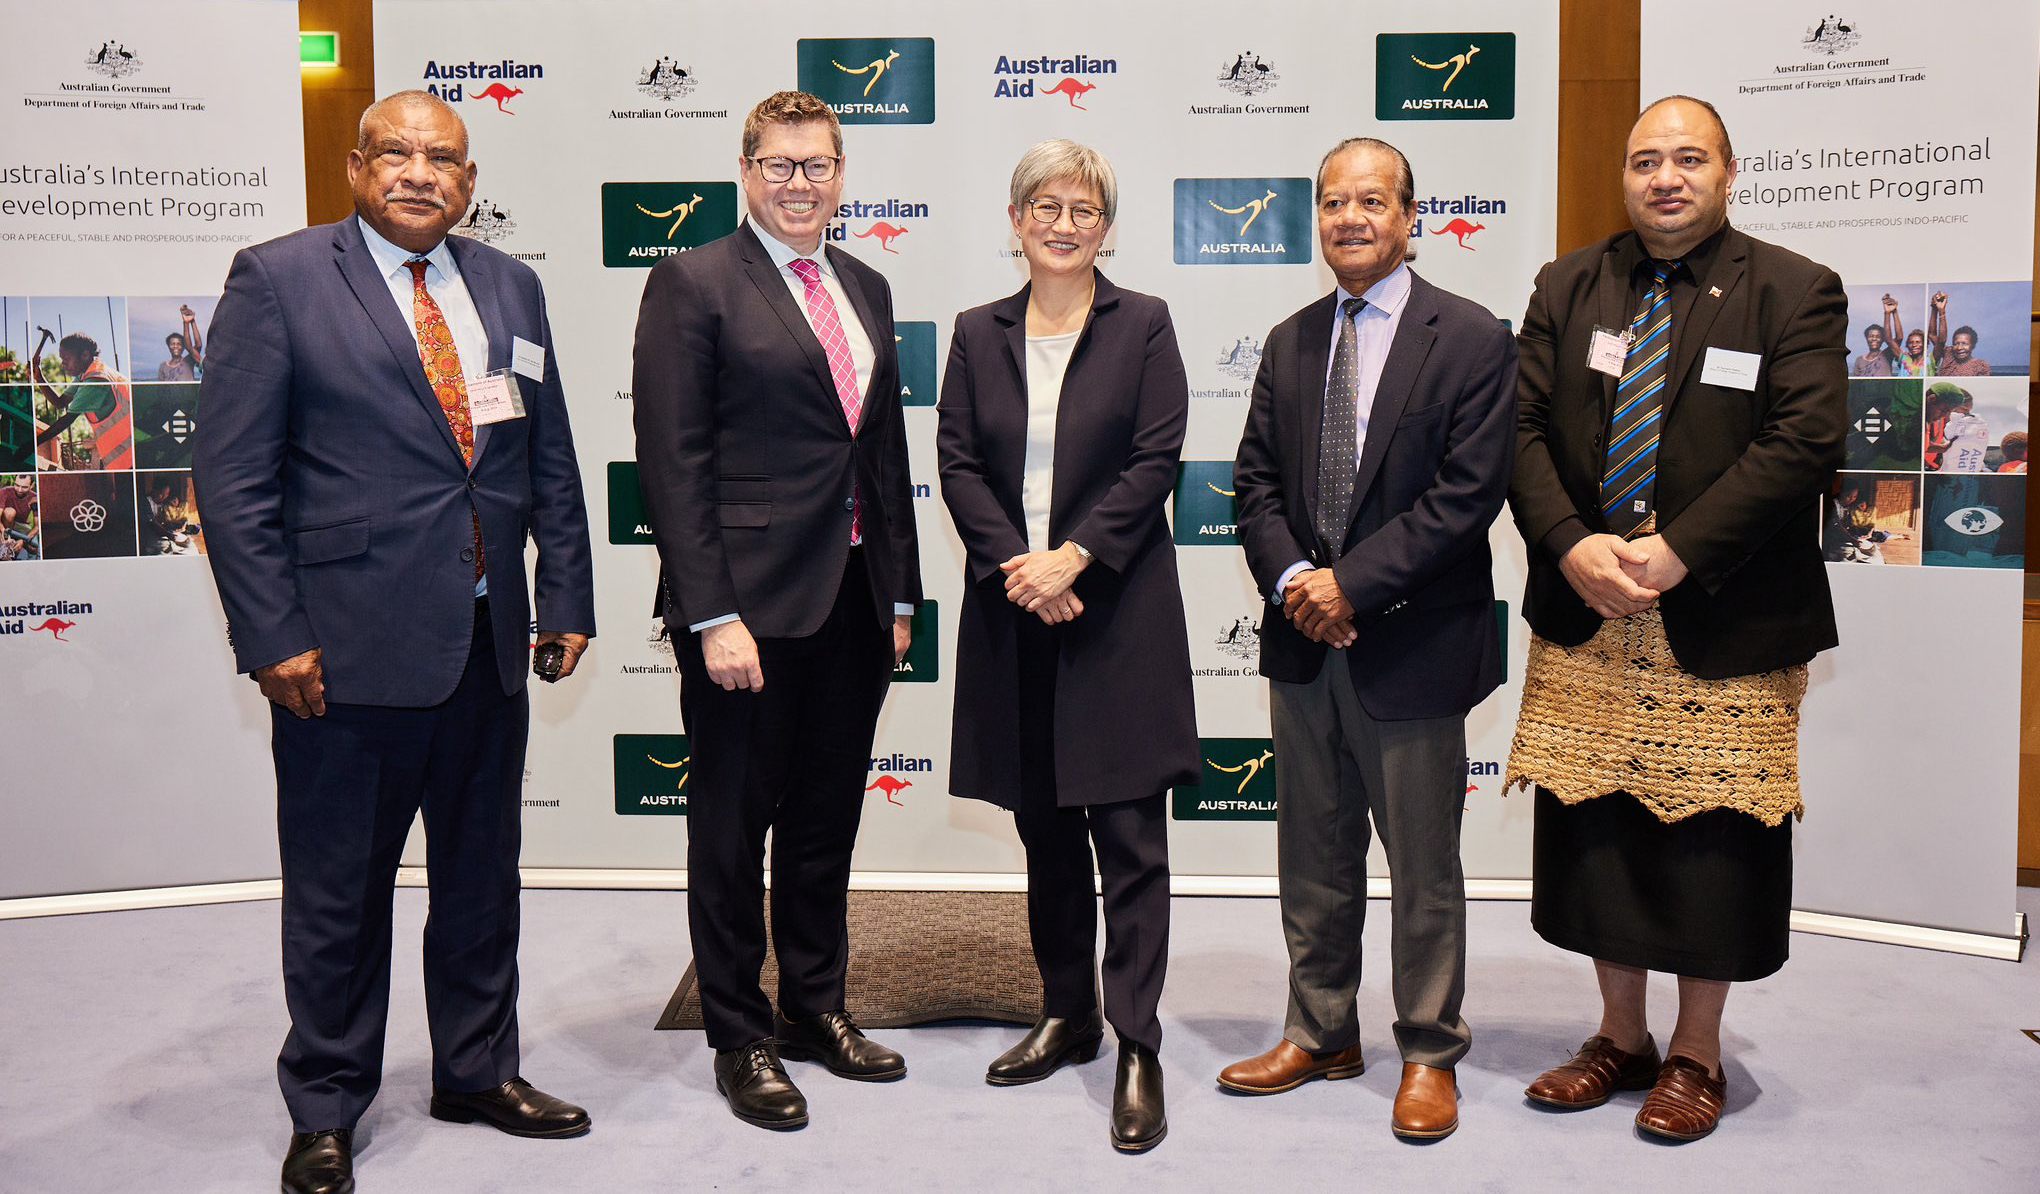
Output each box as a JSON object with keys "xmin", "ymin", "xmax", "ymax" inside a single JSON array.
[
  {"xmin": 986, "ymin": 1010, "xmax": 1106, "ymax": 1086},
  {"xmin": 1111, "ymin": 1041, "xmax": 1167, "ymax": 1153},
  {"xmin": 281, "ymin": 1129, "xmax": 353, "ymax": 1194},
  {"xmin": 429, "ymin": 1077, "xmax": 591, "ymax": 1139},
  {"xmin": 773, "ymin": 1009, "xmax": 907, "ymax": 1081},
  {"xmin": 714, "ymin": 1040, "xmax": 809, "ymax": 1130}
]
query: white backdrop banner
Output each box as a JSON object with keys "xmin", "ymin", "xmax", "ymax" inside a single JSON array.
[
  {"xmin": 0, "ymin": 0, "xmax": 306, "ymax": 899},
  {"xmin": 366, "ymin": 0, "xmax": 1560, "ymax": 880},
  {"xmin": 1644, "ymin": 2, "xmax": 2037, "ymax": 938}
]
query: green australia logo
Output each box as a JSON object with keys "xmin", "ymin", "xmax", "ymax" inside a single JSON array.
[
  {"xmin": 1172, "ymin": 738, "xmax": 1278, "ymax": 821},
  {"xmin": 1173, "ymin": 178, "xmax": 1312, "ymax": 265},
  {"xmin": 798, "ymin": 37, "xmax": 936, "ymax": 124},
  {"xmin": 895, "ymin": 321, "xmax": 937, "ymax": 407},
  {"xmin": 601, "ymin": 181, "xmax": 738, "ymax": 267},
  {"xmin": 894, "ymin": 601, "xmax": 939, "ymax": 681},
  {"xmin": 1173, "ymin": 461, "xmax": 1241, "ymax": 545},
  {"xmin": 614, "ymin": 733, "xmax": 692, "ymax": 815},
  {"xmin": 606, "ymin": 461, "xmax": 656, "ymax": 545},
  {"xmin": 1375, "ymin": 33, "xmax": 1516, "ymax": 120}
]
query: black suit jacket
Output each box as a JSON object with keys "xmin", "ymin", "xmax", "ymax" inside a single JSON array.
[
  {"xmin": 632, "ymin": 222, "xmax": 921, "ymax": 636},
  {"xmin": 1510, "ymin": 226, "xmax": 1847, "ymax": 679},
  {"xmin": 1234, "ymin": 270, "xmax": 1517, "ymax": 719},
  {"xmin": 936, "ymin": 272, "xmax": 1199, "ymax": 808}
]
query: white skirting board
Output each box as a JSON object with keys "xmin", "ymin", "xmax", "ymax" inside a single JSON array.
[{"xmin": 3, "ymin": 871, "xmax": 2027, "ymax": 963}]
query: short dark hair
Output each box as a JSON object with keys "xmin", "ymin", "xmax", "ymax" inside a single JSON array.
[
  {"xmin": 742, "ymin": 91, "xmax": 842, "ymax": 158},
  {"xmin": 58, "ymin": 332, "xmax": 97, "ymax": 360},
  {"xmin": 2001, "ymin": 431, "xmax": 2027, "ymax": 460},
  {"xmin": 1314, "ymin": 137, "xmax": 1415, "ymax": 212},
  {"xmin": 1952, "ymin": 325, "xmax": 1978, "ymax": 343},
  {"xmin": 1863, "ymin": 325, "xmax": 1882, "ymax": 338},
  {"xmin": 1636, "ymin": 94, "xmax": 1735, "ymax": 164},
  {"xmin": 165, "ymin": 333, "xmax": 185, "ymax": 347}
]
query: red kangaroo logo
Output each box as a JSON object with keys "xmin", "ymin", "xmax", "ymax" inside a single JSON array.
[
  {"xmin": 853, "ymin": 222, "xmax": 910, "ymax": 253},
  {"xmin": 865, "ymin": 775, "xmax": 913, "ymax": 806},
  {"xmin": 32, "ymin": 618, "xmax": 76, "ymax": 641},
  {"xmin": 1043, "ymin": 77, "xmax": 1097, "ymax": 110},
  {"xmin": 1434, "ymin": 218, "xmax": 1484, "ymax": 249},
  {"xmin": 470, "ymin": 83, "xmax": 524, "ymax": 114}
]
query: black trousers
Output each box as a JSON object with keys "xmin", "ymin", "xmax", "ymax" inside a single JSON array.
[
  {"xmin": 678, "ymin": 550, "xmax": 894, "ymax": 1050},
  {"xmin": 1013, "ymin": 613, "xmax": 1170, "ymax": 1052},
  {"xmin": 271, "ymin": 599, "xmax": 525, "ymax": 1133}
]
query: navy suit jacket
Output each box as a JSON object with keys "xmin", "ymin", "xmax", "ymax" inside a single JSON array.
[
  {"xmin": 631, "ymin": 222, "xmax": 921, "ymax": 637},
  {"xmin": 1233, "ymin": 270, "xmax": 1517, "ymax": 719},
  {"xmin": 194, "ymin": 217, "xmax": 596, "ymax": 707}
]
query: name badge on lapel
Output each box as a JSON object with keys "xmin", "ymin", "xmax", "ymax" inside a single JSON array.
[
  {"xmin": 467, "ymin": 368, "xmax": 528, "ymax": 425},
  {"xmin": 1700, "ymin": 347, "xmax": 1761, "ymax": 391},
  {"xmin": 1587, "ymin": 326, "xmax": 1630, "ymax": 377},
  {"xmin": 511, "ymin": 336, "xmax": 546, "ymax": 382}
]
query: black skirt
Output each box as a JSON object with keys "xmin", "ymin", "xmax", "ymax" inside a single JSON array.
[{"xmin": 1531, "ymin": 786, "xmax": 1792, "ymax": 982}]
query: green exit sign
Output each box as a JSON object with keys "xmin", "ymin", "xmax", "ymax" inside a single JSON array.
[{"xmin": 299, "ymin": 32, "xmax": 340, "ymax": 68}]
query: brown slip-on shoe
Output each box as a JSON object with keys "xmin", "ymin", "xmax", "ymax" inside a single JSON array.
[
  {"xmin": 1216, "ymin": 1039, "xmax": 1365, "ymax": 1095},
  {"xmin": 1635, "ymin": 1055, "xmax": 1727, "ymax": 1141},
  {"xmin": 1525, "ymin": 1034, "xmax": 1663, "ymax": 1109},
  {"xmin": 1390, "ymin": 1063, "xmax": 1459, "ymax": 1140}
]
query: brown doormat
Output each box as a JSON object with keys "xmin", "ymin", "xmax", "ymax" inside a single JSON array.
[{"xmin": 655, "ymin": 890, "xmax": 1044, "ymax": 1030}]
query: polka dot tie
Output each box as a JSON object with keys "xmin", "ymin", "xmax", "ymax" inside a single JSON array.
[
  {"xmin": 407, "ymin": 259, "xmax": 484, "ymax": 580},
  {"xmin": 1316, "ymin": 296, "xmax": 1367, "ymax": 554}
]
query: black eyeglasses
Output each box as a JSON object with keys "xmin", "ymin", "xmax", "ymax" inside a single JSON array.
[
  {"xmin": 1024, "ymin": 199, "xmax": 1105, "ymax": 229},
  {"xmin": 747, "ymin": 156, "xmax": 841, "ymax": 183}
]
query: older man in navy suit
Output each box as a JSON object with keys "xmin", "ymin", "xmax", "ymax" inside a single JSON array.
[
  {"xmin": 195, "ymin": 90, "xmax": 595, "ymax": 1194},
  {"xmin": 1222, "ymin": 137, "xmax": 1516, "ymax": 1141}
]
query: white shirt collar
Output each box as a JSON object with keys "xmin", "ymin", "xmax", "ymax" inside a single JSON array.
[
  {"xmin": 1335, "ymin": 262, "xmax": 1412, "ymax": 317},
  {"xmin": 356, "ymin": 213, "xmax": 459, "ymax": 283},
  {"xmin": 748, "ymin": 220, "xmax": 835, "ymax": 279}
]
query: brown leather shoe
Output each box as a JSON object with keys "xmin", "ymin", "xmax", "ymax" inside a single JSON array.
[
  {"xmin": 1390, "ymin": 1063, "xmax": 1458, "ymax": 1139},
  {"xmin": 1525, "ymin": 1034, "xmax": 1663, "ymax": 1109},
  {"xmin": 1635, "ymin": 1055, "xmax": 1727, "ymax": 1141},
  {"xmin": 1216, "ymin": 1039, "xmax": 1365, "ymax": 1094}
]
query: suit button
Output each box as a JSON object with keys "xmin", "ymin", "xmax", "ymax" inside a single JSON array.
[
  {"xmin": 467, "ymin": 477, "xmax": 478, "ymax": 490},
  {"xmin": 459, "ymin": 547, "xmax": 476, "ymax": 563},
  {"xmin": 844, "ymin": 497, "xmax": 856, "ymax": 511}
]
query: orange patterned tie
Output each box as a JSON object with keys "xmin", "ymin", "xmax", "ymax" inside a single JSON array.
[{"xmin": 406, "ymin": 259, "xmax": 484, "ymax": 580}]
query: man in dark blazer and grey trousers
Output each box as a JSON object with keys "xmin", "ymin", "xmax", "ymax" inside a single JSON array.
[
  {"xmin": 632, "ymin": 91, "xmax": 922, "ymax": 1131},
  {"xmin": 1224, "ymin": 137, "xmax": 1516, "ymax": 1141},
  {"xmin": 196, "ymin": 91, "xmax": 596, "ymax": 1194}
]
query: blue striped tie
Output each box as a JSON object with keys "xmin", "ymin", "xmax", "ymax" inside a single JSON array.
[{"xmin": 1602, "ymin": 261, "xmax": 1675, "ymax": 537}]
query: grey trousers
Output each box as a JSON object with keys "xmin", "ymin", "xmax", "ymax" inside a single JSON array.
[{"xmin": 1270, "ymin": 653, "xmax": 1472, "ymax": 1069}]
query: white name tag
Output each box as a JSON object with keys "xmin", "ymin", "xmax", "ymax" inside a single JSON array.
[
  {"xmin": 511, "ymin": 336, "xmax": 545, "ymax": 382},
  {"xmin": 1700, "ymin": 347, "xmax": 1761, "ymax": 391},
  {"xmin": 1587, "ymin": 327, "xmax": 1629, "ymax": 377},
  {"xmin": 467, "ymin": 369, "xmax": 527, "ymax": 425}
]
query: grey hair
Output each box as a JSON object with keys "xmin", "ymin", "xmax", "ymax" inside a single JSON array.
[
  {"xmin": 1008, "ymin": 139, "xmax": 1118, "ymax": 225},
  {"xmin": 1314, "ymin": 137, "xmax": 1414, "ymax": 213},
  {"xmin": 356, "ymin": 90, "xmax": 469, "ymax": 156}
]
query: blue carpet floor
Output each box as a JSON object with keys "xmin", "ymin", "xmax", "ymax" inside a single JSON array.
[{"xmin": 2, "ymin": 888, "xmax": 2035, "ymax": 1192}]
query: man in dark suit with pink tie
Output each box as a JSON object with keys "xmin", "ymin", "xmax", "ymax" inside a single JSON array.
[{"xmin": 631, "ymin": 91, "xmax": 922, "ymax": 1131}]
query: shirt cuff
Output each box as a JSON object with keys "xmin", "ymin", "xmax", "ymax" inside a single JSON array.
[
  {"xmin": 1272, "ymin": 560, "xmax": 1313, "ymax": 605},
  {"xmin": 893, "ymin": 603, "xmax": 916, "ymax": 617},
  {"xmin": 688, "ymin": 613, "xmax": 739, "ymax": 633}
]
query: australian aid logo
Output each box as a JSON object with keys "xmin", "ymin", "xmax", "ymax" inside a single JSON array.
[
  {"xmin": 614, "ymin": 733, "xmax": 690, "ymax": 815},
  {"xmin": 0, "ymin": 598, "xmax": 93, "ymax": 641},
  {"xmin": 1172, "ymin": 738, "xmax": 1277, "ymax": 821},
  {"xmin": 798, "ymin": 37, "xmax": 935, "ymax": 124},
  {"xmin": 866, "ymin": 750, "xmax": 935, "ymax": 807},
  {"xmin": 992, "ymin": 53, "xmax": 1117, "ymax": 109},
  {"xmin": 418, "ymin": 58, "xmax": 544, "ymax": 112},
  {"xmin": 1173, "ymin": 178, "xmax": 1312, "ymax": 265},
  {"xmin": 1173, "ymin": 461, "xmax": 1240, "ymax": 545},
  {"xmin": 828, "ymin": 195, "xmax": 929, "ymax": 255},
  {"xmin": 600, "ymin": 182, "xmax": 739, "ymax": 267},
  {"xmin": 1375, "ymin": 33, "xmax": 1515, "ymax": 121},
  {"xmin": 1414, "ymin": 193, "xmax": 1507, "ymax": 251}
]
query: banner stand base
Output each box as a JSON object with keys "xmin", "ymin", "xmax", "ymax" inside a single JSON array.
[{"xmin": 4, "ymin": 872, "xmax": 2025, "ymax": 962}]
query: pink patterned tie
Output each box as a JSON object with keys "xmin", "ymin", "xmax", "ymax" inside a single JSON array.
[{"xmin": 787, "ymin": 257, "xmax": 863, "ymax": 541}]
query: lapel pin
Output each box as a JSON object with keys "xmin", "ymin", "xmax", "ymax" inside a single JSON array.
[{"xmin": 1708, "ymin": 286, "xmax": 1723, "ymax": 298}]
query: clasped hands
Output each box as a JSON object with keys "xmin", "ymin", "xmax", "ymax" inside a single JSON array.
[
  {"xmin": 1559, "ymin": 532, "xmax": 1688, "ymax": 619},
  {"xmin": 1282, "ymin": 568, "xmax": 1357, "ymax": 648},
  {"xmin": 1000, "ymin": 543, "xmax": 1090, "ymax": 624}
]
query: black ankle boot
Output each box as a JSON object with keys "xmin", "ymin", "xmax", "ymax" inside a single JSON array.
[{"xmin": 1110, "ymin": 1040, "xmax": 1166, "ymax": 1152}]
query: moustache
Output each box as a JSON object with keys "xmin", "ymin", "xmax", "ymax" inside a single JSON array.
[{"xmin": 383, "ymin": 189, "xmax": 447, "ymax": 210}]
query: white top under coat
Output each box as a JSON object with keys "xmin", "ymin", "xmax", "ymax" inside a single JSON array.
[{"xmin": 1022, "ymin": 330, "xmax": 1080, "ymax": 553}]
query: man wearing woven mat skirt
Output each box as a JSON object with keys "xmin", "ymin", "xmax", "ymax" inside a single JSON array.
[
  {"xmin": 1225, "ymin": 137, "xmax": 1518, "ymax": 1141},
  {"xmin": 1505, "ymin": 95, "xmax": 1846, "ymax": 1142}
]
